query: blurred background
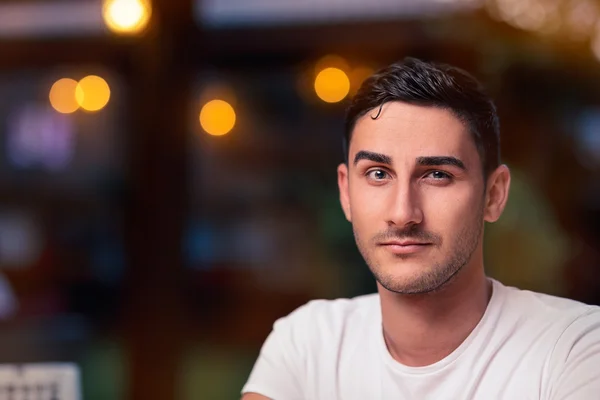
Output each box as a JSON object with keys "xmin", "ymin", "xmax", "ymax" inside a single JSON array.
[{"xmin": 0, "ymin": 0, "xmax": 600, "ymax": 398}]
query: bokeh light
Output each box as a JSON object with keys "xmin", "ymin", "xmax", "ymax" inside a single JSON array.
[
  {"xmin": 199, "ymin": 99, "xmax": 236, "ymax": 136},
  {"xmin": 75, "ymin": 75, "xmax": 111, "ymax": 112},
  {"xmin": 591, "ymin": 25, "xmax": 600, "ymax": 62},
  {"xmin": 102, "ymin": 0, "xmax": 152, "ymax": 35},
  {"xmin": 488, "ymin": 0, "xmax": 558, "ymax": 33},
  {"xmin": 49, "ymin": 78, "xmax": 79, "ymax": 114},
  {"xmin": 314, "ymin": 67, "xmax": 350, "ymax": 103},
  {"xmin": 7, "ymin": 103, "xmax": 74, "ymax": 171},
  {"xmin": 564, "ymin": 0, "xmax": 599, "ymax": 41}
]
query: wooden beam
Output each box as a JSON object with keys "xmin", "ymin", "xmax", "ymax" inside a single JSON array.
[{"xmin": 121, "ymin": 0, "xmax": 195, "ymax": 399}]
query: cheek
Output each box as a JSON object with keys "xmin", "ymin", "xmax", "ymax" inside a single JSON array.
[
  {"xmin": 348, "ymin": 184, "xmax": 388, "ymax": 225},
  {"xmin": 422, "ymin": 186, "xmax": 482, "ymax": 228}
]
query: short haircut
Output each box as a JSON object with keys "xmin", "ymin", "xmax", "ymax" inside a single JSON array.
[{"xmin": 344, "ymin": 57, "xmax": 500, "ymax": 177}]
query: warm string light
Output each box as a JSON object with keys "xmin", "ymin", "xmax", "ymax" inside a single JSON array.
[
  {"xmin": 314, "ymin": 67, "xmax": 350, "ymax": 103},
  {"xmin": 49, "ymin": 78, "xmax": 79, "ymax": 114},
  {"xmin": 49, "ymin": 76, "xmax": 110, "ymax": 114},
  {"xmin": 76, "ymin": 76, "xmax": 111, "ymax": 112},
  {"xmin": 199, "ymin": 99, "xmax": 236, "ymax": 136},
  {"xmin": 487, "ymin": 0, "xmax": 600, "ymax": 60},
  {"xmin": 102, "ymin": 0, "xmax": 152, "ymax": 35}
]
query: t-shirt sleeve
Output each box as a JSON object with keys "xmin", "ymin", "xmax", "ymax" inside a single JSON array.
[
  {"xmin": 241, "ymin": 304, "xmax": 311, "ymax": 400},
  {"xmin": 548, "ymin": 307, "xmax": 600, "ymax": 400}
]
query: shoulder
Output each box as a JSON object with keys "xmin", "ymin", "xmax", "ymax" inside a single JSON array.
[
  {"xmin": 273, "ymin": 293, "xmax": 379, "ymax": 342},
  {"xmin": 241, "ymin": 295, "xmax": 380, "ymax": 399},
  {"xmin": 280, "ymin": 293, "xmax": 379, "ymax": 326},
  {"xmin": 489, "ymin": 281, "xmax": 600, "ymax": 398},
  {"xmin": 495, "ymin": 279, "xmax": 598, "ymax": 320},
  {"xmin": 494, "ymin": 279, "xmax": 600, "ymax": 347}
]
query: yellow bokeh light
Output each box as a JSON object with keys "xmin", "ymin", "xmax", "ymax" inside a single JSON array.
[
  {"xmin": 75, "ymin": 75, "xmax": 111, "ymax": 112},
  {"xmin": 102, "ymin": 0, "xmax": 151, "ymax": 35},
  {"xmin": 314, "ymin": 67, "xmax": 350, "ymax": 103},
  {"xmin": 49, "ymin": 78, "xmax": 80, "ymax": 114},
  {"xmin": 200, "ymin": 100, "xmax": 236, "ymax": 136}
]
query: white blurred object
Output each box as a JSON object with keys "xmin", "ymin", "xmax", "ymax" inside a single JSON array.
[
  {"xmin": 0, "ymin": 1, "xmax": 104, "ymax": 38},
  {"xmin": 0, "ymin": 363, "xmax": 80, "ymax": 400}
]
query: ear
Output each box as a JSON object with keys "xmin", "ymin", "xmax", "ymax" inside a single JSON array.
[
  {"xmin": 484, "ymin": 164, "xmax": 511, "ymax": 223},
  {"xmin": 337, "ymin": 163, "xmax": 352, "ymax": 222}
]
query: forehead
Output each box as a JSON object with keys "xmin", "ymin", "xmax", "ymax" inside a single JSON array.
[{"xmin": 350, "ymin": 102, "xmax": 479, "ymax": 164}]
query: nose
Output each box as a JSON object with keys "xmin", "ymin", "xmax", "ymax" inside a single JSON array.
[{"xmin": 386, "ymin": 183, "xmax": 424, "ymax": 228}]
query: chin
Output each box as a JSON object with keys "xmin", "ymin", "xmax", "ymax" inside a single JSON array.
[
  {"xmin": 382, "ymin": 257, "xmax": 433, "ymax": 278},
  {"xmin": 378, "ymin": 277, "xmax": 444, "ymax": 295},
  {"xmin": 373, "ymin": 262, "xmax": 451, "ymax": 295}
]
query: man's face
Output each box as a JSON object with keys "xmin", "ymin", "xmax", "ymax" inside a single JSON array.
[{"xmin": 338, "ymin": 102, "xmax": 487, "ymax": 294}]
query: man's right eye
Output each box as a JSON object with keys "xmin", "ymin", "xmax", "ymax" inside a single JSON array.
[{"xmin": 366, "ymin": 169, "xmax": 389, "ymax": 181}]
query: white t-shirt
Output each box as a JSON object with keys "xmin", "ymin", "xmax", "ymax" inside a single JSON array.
[{"xmin": 242, "ymin": 279, "xmax": 600, "ymax": 399}]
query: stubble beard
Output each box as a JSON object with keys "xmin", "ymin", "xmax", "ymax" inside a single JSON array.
[{"xmin": 354, "ymin": 208, "xmax": 484, "ymax": 295}]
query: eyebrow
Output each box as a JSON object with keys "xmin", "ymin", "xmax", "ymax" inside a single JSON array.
[
  {"xmin": 416, "ymin": 156, "xmax": 466, "ymax": 170},
  {"xmin": 353, "ymin": 151, "xmax": 467, "ymax": 171},
  {"xmin": 353, "ymin": 150, "xmax": 392, "ymax": 166}
]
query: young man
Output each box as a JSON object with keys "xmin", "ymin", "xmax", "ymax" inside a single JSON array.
[{"xmin": 241, "ymin": 58, "xmax": 600, "ymax": 399}]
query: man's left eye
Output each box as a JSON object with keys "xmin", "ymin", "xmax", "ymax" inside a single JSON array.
[{"xmin": 427, "ymin": 171, "xmax": 451, "ymax": 180}]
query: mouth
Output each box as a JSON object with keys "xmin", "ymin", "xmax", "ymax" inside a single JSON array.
[{"xmin": 378, "ymin": 240, "xmax": 432, "ymax": 255}]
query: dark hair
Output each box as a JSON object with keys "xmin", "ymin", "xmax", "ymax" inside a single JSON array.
[{"xmin": 344, "ymin": 57, "xmax": 500, "ymax": 178}]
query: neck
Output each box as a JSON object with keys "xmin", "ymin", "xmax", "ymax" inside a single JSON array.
[{"xmin": 379, "ymin": 262, "xmax": 491, "ymax": 367}]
